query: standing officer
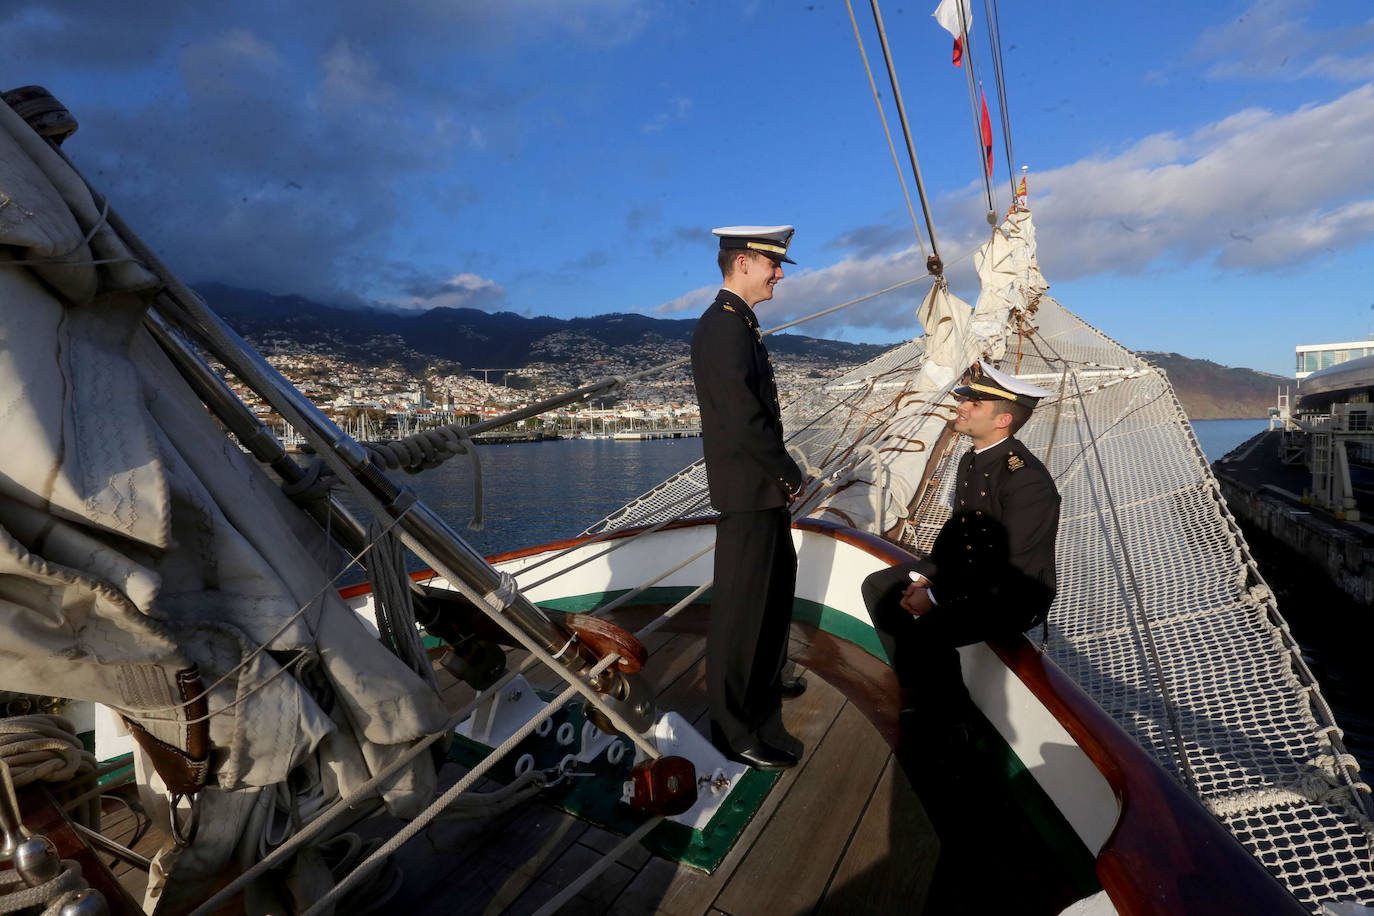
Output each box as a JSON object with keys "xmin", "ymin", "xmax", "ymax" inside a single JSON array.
[
  {"xmin": 861, "ymin": 361, "xmax": 1059, "ymax": 760},
  {"xmin": 691, "ymin": 225, "xmax": 806, "ymax": 770}
]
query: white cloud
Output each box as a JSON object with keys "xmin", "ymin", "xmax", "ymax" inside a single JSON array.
[
  {"xmin": 652, "ymin": 247, "xmax": 936, "ymax": 338},
  {"xmin": 394, "ymin": 273, "xmax": 506, "ymax": 311},
  {"xmin": 654, "ymin": 84, "xmax": 1374, "ymax": 340},
  {"xmin": 316, "ymin": 39, "xmax": 394, "ymax": 110},
  {"xmin": 642, "ymin": 96, "xmax": 692, "ymax": 133},
  {"xmin": 1029, "ymin": 84, "xmax": 1374, "ymax": 278}
]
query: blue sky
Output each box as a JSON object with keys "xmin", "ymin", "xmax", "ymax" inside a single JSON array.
[{"xmin": 3, "ymin": 0, "xmax": 1372, "ymax": 376}]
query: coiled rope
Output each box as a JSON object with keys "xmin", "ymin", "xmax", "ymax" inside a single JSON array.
[{"xmin": 0, "ymin": 716, "xmax": 99, "ymax": 831}]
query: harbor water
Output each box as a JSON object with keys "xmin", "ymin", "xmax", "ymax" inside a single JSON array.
[
  {"xmin": 410, "ymin": 420, "xmax": 1268, "ymax": 556},
  {"xmin": 390, "ymin": 421, "xmax": 1370, "ymax": 778}
]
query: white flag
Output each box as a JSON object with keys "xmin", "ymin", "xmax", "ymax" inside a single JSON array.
[{"xmin": 932, "ymin": 0, "xmax": 973, "ymax": 66}]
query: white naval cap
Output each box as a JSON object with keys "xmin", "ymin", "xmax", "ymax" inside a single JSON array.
[
  {"xmin": 953, "ymin": 360, "xmax": 1054, "ymax": 408},
  {"xmin": 713, "ymin": 225, "xmax": 796, "ymax": 264}
]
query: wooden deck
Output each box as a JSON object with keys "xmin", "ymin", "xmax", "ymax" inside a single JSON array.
[{"xmin": 404, "ymin": 627, "xmax": 941, "ymax": 915}]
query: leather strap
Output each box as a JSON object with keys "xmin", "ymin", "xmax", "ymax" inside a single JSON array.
[{"xmin": 122, "ymin": 666, "xmax": 210, "ymax": 796}]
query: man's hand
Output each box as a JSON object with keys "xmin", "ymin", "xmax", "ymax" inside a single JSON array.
[{"xmin": 899, "ymin": 583, "xmax": 932, "ymax": 615}]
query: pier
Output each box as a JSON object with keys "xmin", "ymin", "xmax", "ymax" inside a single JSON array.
[
  {"xmin": 1213, "ymin": 429, "xmax": 1374, "ymax": 605},
  {"xmin": 611, "ymin": 429, "xmax": 701, "ymax": 440}
]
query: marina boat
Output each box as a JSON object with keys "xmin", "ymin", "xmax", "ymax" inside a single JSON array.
[{"xmin": 1, "ymin": 8, "xmax": 1372, "ymax": 915}]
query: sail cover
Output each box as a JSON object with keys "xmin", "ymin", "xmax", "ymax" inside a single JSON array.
[{"xmin": 0, "ymin": 101, "xmax": 446, "ymax": 908}]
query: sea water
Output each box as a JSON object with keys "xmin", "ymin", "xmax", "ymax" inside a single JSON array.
[
  {"xmin": 1189, "ymin": 417, "xmax": 1270, "ymax": 462},
  {"xmin": 407, "ymin": 420, "xmax": 1267, "ymax": 555},
  {"xmin": 401, "ymin": 437, "xmax": 704, "ymax": 556}
]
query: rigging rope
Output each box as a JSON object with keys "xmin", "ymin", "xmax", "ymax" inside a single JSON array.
[
  {"xmin": 0, "ymin": 859, "xmax": 90, "ymax": 916},
  {"xmin": 864, "ymin": 0, "xmax": 942, "ymax": 265},
  {"xmin": 954, "ymin": 0, "xmax": 995, "ymax": 217},
  {"xmin": 843, "ymin": 0, "xmax": 927, "ymax": 260},
  {"xmin": 984, "ymin": 0, "xmax": 1019, "ymax": 196},
  {"xmin": 0, "ymin": 716, "xmax": 99, "ymax": 832},
  {"xmin": 1065, "ymin": 372, "xmax": 1199, "ymax": 794},
  {"xmin": 298, "ymin": 652, "xmax": 624, "ymax": 916}
]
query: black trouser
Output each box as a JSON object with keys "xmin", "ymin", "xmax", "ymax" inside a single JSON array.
[
  {"xmin": 862, "ymin": 562, "xmax": 1036, "ymax": 734},
  {"xmin": 708, "ymin": 507, "xmax": 796, "ymax": 753}
]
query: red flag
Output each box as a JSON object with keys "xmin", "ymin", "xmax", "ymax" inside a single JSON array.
[
  {"xmin": 980, "ymin": 88, "xmax": 993, "ymax": 178},
  {"xmin": 933, "ymin": 0, "xmax": 972, "ymax": 67}
]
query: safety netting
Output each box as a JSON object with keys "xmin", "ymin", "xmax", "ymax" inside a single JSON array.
[{"xmin": 585, "ymin": 275, "xmax": 1374, "ymax": 913}]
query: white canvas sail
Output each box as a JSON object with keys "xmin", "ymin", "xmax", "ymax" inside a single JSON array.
[
  {"xmin": 803, "ymin": 208, "xmax": 1047, "ymax": 535},
  {"xmin": 0, "ymin": 100, "xmax": 447, "ymax": 909}
]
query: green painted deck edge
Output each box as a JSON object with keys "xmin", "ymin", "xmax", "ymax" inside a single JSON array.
[
  {"xmin": 446, "ymin": 714, "xmax": 775, "ymax": 873},
  {"xmin": 533, "ymin": 585, "xmax": 1099, "ymax": 891}
]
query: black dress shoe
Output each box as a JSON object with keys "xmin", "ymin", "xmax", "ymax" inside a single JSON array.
[
  {"xmin": 780, "ymin": 676, "xmax": 807, "ymax": 699},
  {"xmin": 727, "ymin": 740, "xmax": 799, "ymax": 770}
]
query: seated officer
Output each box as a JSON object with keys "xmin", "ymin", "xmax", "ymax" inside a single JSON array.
[{"xmin": 860, "ymin": 361, "xmax": 1059, "ymax": 756}]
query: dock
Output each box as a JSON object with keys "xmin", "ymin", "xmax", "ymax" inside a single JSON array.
[
  {"xmin": 1214, "ymin": 429, "xmax": 1374, "ymax": 604},
  {"xmin": 612, "ymin": 429, "xmax": 701, "ymax": 440}
]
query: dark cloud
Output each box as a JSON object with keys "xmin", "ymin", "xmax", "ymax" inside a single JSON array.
[
  {"xmin": 625, "ymin": 205, "xmax": 660, "ymax": 232},
  {"xmin": 563, "ymin": 249, "xmax": 611, "ymax": 271},
  {"xmin": 651, "ymin": 224, "xmax": 704, "ymax": 250},
  {"xmin": 823, "ymin": 221, "xmax": 916, "ymax": 259},
  {"xmin": 1195, "ymin": 0, "xmax": 1374, "ymax": 82},
  {"xmin": 393, "ymin": 272, "xmax": 506, "ymax": 311},
  {"xmin": 0, "ymin": 1, "xmax": 653, "ymax": 306}
]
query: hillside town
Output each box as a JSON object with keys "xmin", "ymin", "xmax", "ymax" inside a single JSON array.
[{"xmin": 219, "ymin": 341, "xmax": 851, "ymax": 441}]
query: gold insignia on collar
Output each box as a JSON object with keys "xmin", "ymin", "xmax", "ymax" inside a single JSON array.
[
  {"xmin": 722, "ymin": 303, "xmax": 736, "ymax": 312},
  {"xmin": 1007, "ymin": 454, "xmax": 1025, "ymax": 471}
]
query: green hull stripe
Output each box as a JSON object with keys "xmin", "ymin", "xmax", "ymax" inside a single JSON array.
[{"xmin": 530, "ymin": 586, "xmax": 1097, "ymax": 887}]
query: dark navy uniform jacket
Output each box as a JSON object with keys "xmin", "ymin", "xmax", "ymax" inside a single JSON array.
[
  {"xmin": 913, "ymin": 436, "xmax": 1059, "ymax": 627},
  {"xmin": 691, "ymin": 289, "xmax": 803, "ymax": 512}
]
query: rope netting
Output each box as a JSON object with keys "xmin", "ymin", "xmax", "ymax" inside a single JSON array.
[{"xmin": 583, "ymin": 290, "xmax": 1374, "ymax": 911}]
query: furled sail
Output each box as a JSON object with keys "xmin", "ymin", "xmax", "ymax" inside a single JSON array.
[
  {"xmin": 797, "ymin": 208, "xmax": 1047, "ymax": 537},
  {"xmin": 0, "ymin": 100, "xmax": 447, "ymax": 910}
]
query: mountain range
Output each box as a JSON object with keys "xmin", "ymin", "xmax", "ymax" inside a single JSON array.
[
  {"xmin": 199, "ymin": 284, "xmax": 1287, "ymax": 418},
  {"xmin": 198, "ymin": 283, "xmax": 884, "ymax": 378},
  {"xmin": 1138, "ymin": 352, "xmax": 1289, "ymax": 419}
]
